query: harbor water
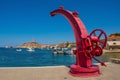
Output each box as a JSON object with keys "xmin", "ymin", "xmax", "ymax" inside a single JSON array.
[{"xmin": 0, "ymin": 48, "xmax": 105, "ymax": 67}]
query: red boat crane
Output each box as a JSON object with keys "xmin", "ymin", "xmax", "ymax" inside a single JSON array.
[{"xmin": 50, "ymin": 6, "xmax": 107, "ymax": 77}]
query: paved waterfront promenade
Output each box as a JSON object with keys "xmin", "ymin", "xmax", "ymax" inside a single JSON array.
[{"xmin": 0, "ymin": 63, "xmax": 119, "ymax": 80}]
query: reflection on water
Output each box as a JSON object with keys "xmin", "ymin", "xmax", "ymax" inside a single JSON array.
[{"xmin": 101, "ymin": 52, "xmax": 120, "ymax": 62}]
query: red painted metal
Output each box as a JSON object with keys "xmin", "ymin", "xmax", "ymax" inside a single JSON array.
[
  {"xmin": 90, "ymin": 29, "xmax": 107, "ymax": 49},
  {"xmin": 50, "ymin": 7, "xmax": 107, "ymax": 77}
]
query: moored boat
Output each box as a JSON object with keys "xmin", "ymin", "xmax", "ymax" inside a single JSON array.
[
  {"xmin": 27, "ymin": 48, "xmax": 35, "ymax": 52},
  {"xmin": 16, "ymin": 48, "xmax": 22, "ymax": 52}
]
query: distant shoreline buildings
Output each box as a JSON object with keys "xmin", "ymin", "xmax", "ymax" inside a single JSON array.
[
  {"xmin": 5, "ymin": 33, "xmax": 120, "ymax": 50},
  {"xmin": 17, "ymin": 40, "xmax": 76, "ymax": 49},
  {"xmin": 106, "ymin": 33, "xmax": 120, "ymax": 50},
  {"xmin": 17, "ymin": 40, "xmax": 50, "ymax": 48}
]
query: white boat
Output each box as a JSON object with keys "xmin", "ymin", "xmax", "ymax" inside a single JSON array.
[
  {"xmin": 53, "ymin": 51, "xmax": 57, "ymax": 55},
  {"xmin": 27, "ymin": 48, "xmax": 35, "ymax": 52},
  {"xmin": 16, "ymin": 49, "xmax": 22, "ymax": 52}
]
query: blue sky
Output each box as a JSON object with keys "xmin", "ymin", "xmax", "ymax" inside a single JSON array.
[{"xmin": 0, "ymin": 0, "xmax": 120, "ymax": 47}]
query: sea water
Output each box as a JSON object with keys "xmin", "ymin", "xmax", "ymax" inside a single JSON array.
[
  {"xmin": 0, "ymin": 48, "xmax": 76, "ymax": 67},
  {"xmin": 0, "ymin": 48, "xmax": 104, "ymax": 67}
]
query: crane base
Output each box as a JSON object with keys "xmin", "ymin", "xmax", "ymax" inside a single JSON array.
[{"xmin": 69, "ymin": 64, "xmax": 101, "ymax": 77}]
